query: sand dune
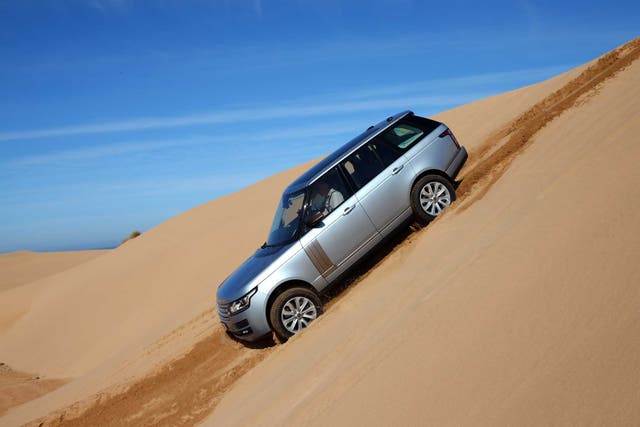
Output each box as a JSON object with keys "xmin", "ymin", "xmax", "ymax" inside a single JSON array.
[
  {"xmin": 0, "ymin": 249, "xmax": 105, "ymax": 416},
  {"xmin": 0, "ymin": 159, "xmax": 317, "ymax": 425},
  {"xmin": 1, "ymin": 38, "xmax": 638, "ymax": 426},
  {"xmin": 206, "ymin": 39, "xmax": 640, "ymax": 426},
  {"xmin": 0, "ymin": 250, "xmax": 106, "ymax": 293}
]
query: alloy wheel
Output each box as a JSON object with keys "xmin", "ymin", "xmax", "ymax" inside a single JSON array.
[
  {"xmin": 280, "ymin": 296, "xmax": 318, "ymax": 334},
  {"xmin": 419, "ymin": 181, "xmax": 452, "ymax": 216}
]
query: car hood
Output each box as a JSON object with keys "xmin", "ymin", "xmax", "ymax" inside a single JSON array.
[{"xmin": 216, "ymin": 242, "xmax": 296, "ymax": 303}]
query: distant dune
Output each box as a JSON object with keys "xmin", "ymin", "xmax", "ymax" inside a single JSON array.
[
  {"xmin": 0, "ymin": 250, "xmax": 106, "ymax": 293},
  {"xmin": 1, "ymin": 37, "xmax": 638, "ymax": 426}
]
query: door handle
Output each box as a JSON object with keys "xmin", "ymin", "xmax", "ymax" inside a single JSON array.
[
  {"xmin": 342, "ymin": 205, "xmax": 356, "ymax": 215},
  {"xmin": 391, "ymin": 164, "xmax": 404, "ymax": 175}
]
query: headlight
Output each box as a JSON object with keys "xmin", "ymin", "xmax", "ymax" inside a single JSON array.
[{"xmin": 229, "ymin": 287, "xmax": 258, "ymax": 315}]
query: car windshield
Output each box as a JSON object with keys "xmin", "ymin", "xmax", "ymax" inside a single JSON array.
[{"xmin": 266, "ymin": 190, "xmax": 307, "ymax": 246}]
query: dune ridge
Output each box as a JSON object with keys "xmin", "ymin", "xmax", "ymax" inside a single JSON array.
[
  {"xmin": 455, "ymin": 36, "xmax": 640, "ymax": 208},
  {"xmin": 0, "ymin": 250, "xmax": 107, "ymax": 293},
  {"xmin": 1, "ymin": 37, "xmax": 638, "ymax": 426},
  {"xmin": 205, "ymin": 40, "xmax": 640, "ymax": 426},
  {"xmin": 0, "ymin": 161, "xmax": 317, "ymax": 426},
  {"xmin": 0, "ymin": 364, "xmax": 66, "ymax": 418}
]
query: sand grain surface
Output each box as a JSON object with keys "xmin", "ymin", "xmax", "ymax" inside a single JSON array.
[
  {"xmin": 0, "ymin": 250, "xmax": 106, "ymax": 293},
  {"xmin": 1, "ymin": 37, "xmax": 639, "ymax": 427},
  {"xmin": 205, "ymin": 38, "xmax": 640, "ymax": 426}
]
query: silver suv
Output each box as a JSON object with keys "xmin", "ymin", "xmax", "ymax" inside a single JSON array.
[{"xmin": 216, "ymin": 111, "xmax": 467, "ymax": 341}]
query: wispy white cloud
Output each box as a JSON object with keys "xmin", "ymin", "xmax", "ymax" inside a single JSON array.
[
  {"xmin": 3, "ymin": 139, "xmax": 184, "ymax": 168},
  {"xmin": 336, "ymin": 65, "xmax": 571, "ymax": 100},
  {"xmin": 0, "ymin": 64, "xmax": 573, "ymax": 144},
  {"xmin": 0, "ymin": 93, "xmax": 483, "ymax": 142},
  {"xmin": 0, "ymin": 171, "xmax": 268, "ymax": 209},
  {"xmin": 4, "ymin": 27, "xmax": 627, "ymax": 80},
  {"xmin": 77, "ymin": 173, "xmax": 265, "ymax": 198},
  {"xmin": 2, "ymin": 119, "xmax": 364, "ymax": 168}
]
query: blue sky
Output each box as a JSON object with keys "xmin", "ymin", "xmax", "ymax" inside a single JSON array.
[{"xmin": 1, "ymin": 0, "xmax": 638, "ymax": 252}]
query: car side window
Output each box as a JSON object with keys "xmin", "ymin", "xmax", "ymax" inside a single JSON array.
[
  {"xmin": 379, "ymin": 116, "xmax": 442, "ymax": 152},
  {"xmin": 341, "ymin": 144, "xmax": 386, "ymax": 190},
  {"xmin": 307, "ymin": 167, "xmax": 352, "ymax": 221},
  {"xmin": 379, "ymin": 123, "xmax": 424, "ymax": 151},
  {"xmin": 370, "ymin": 137, "xmax": 402, "ymax": 166}
]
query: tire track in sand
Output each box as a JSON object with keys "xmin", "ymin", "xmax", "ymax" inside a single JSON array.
[
  {"xmin": 454, "ymin": 37, "xmax": 640, "ymax": 211},
  {"xmin": 31, "ymin": 36, "xmax": 640, "ymax": 427}
]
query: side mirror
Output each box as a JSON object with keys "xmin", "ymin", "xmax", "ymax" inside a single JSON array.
[{"xmin": 305, "ymin": 212, "xmax": 323, "ymax": 228}]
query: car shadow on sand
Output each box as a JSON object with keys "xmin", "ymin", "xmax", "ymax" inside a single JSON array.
[
  {"xmin": 233, "ymin": 179, "xmax": 462, "ymax": 348},
  {"xmin": 322, "ymin": 178, "xmax": 462, "ymax": 305},
  {"xmin": 225, "ymin": 330, "xmax": 278, "ymax": 349},
  {"xmin": 322, "ymin": 218, "xmax": 421, "ymax": 304}
]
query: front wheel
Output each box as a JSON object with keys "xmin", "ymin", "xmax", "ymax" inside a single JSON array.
[
  {"xmin": 269, "ymin": 287, "xmax": 323, "ymax": 341},
  {"xmin": 411, "ymin": 175, "xmax": 456, "ymax": 224}
]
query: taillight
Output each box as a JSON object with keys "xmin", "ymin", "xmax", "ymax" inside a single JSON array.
[{"xmin": 439, "ymin": 128, "xmax": 460, "ymax": 149}]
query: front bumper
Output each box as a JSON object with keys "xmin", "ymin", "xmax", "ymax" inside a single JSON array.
[
  {"xmin": 220, "ymin": 316, "xmax": 254, "ymax": 337},
  {"xmin": 217, "ymin": 299, "xmax": 272, "ymax": 342},
  {"xmin": 445, "ymin": 146, "xmax": 468, "ymax": 180}
]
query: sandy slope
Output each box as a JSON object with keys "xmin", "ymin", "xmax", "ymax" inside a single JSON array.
[
  {"xmin": 0, "ymin": 365, "xmax": 66, "ymax": 418},
  {"xmin": 0, "ymin": 159, "xmax": 316, "ymax": 425},
  {"xmin": 0, "ymin": 249, "xmax": 106, "ymax": 334},
  {"xmin": 206, "ymin": 44, "xmax": 640, "ymax": 425},
  {"xmin": 0, "ymin": 250, "xmax": 105, "ymax": 416},
  {"xmin": 1, "ymin": 58, "xmax": 581, "ymax": 426},
  {"xmin": 1, "ymin": 38, "xmax": 638, "ymax": 426},
  {"xmin": 0, "ymin": 250, "xmax": 106, "ymax": 293}
]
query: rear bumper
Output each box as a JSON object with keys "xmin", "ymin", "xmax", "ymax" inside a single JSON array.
[{"xmin": 445, "ymin": 146, "xmax": 468, "ymax": 180}]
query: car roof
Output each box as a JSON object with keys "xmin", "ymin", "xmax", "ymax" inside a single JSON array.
[{"xmin": 284, "ymin": 110, "xmax": 414, "ymax": 193}]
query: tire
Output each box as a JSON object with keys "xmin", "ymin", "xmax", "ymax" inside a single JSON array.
[
  {"xmin": 269, "ymin": 287, "xmax": 323, "ymax": 341},
  {"xmin": 411, "ymin": 174, "xmax": 456, "ymax": 224}
]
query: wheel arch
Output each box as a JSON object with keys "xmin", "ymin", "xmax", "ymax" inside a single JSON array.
[
  {"xmin": 265, "ymin": 279, "xmax": 319, "ymax": 329},
  {"xmin": 410, "ymin": 168, "xmax": 453, "ymax": 191}
]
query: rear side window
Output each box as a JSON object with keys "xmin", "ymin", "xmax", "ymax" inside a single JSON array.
[
  {"xmin": 407, "ymin": 115, "xmax": 441, "ymax": 134},
  {"xmin": 379, "ymin": 116, "xmax": 442, "ymax": 152},
  {"xmin": 369, "ymin": 137, "xmax": 402, "ymax": 166},
  {"xmin": 341, "ymin": 144, "xmax": 386, "ymax": 189},
  {"xmin": 381, "ymin": 123, "xmax": 424, "ymax": 150}
]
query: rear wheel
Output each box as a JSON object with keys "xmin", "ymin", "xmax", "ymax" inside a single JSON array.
[
  {"xmin": 270, "ymin": 287, "xmax": 323, "ymax": 341},
  {"xmin": 411, "ymin": 174, "xmax": 456, "ymax": 224}
]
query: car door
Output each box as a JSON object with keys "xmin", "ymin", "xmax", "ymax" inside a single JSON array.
[
  {"xmin": 299, "ymin": 167, "xmax": 380, "ymax": 283},
  {"xmin": 341, "ymin": 139, "xmax": 413, "ymax": 236}
]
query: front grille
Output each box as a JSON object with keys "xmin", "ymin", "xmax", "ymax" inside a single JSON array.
[
  {"xmin": 234, "ymin": 319, "xmax": 249, "ymax": 329},
  {"xmin": 217, "ymin": 301, "xmax": 231, "ymax": 319}
]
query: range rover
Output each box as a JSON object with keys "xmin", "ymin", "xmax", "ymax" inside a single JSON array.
[{"xmin": 216, "ymin": 110, "xmax": 467, "ymax": 341}]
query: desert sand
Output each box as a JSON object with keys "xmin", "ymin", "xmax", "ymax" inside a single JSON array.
[
  {"xmin": 0, "ymin": 250, "xmax": 106, "ymax": 293},
  {"xmin": 1, "ymin": 37, "xmax": 638, "ymax": 426},
  {"xmin": 0, "ymin": 249, "xmax": 105, "ymax": 416}
]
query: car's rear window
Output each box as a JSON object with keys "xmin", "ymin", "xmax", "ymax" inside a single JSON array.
[{"xmin": 378, "ymin": 115, "xmax": 442, "ymax": 152}]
